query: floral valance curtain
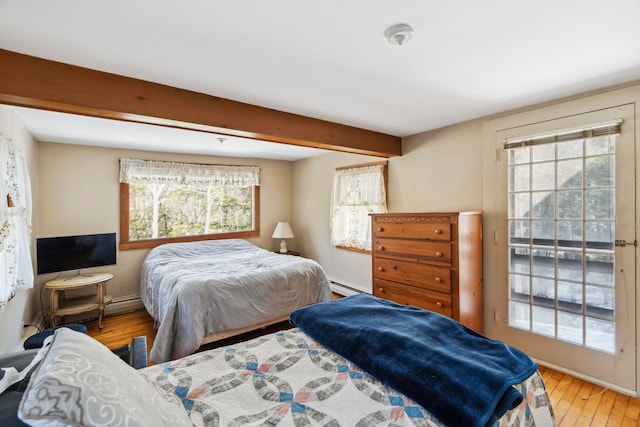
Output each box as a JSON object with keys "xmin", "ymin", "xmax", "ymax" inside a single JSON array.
[
  {"xmin": 0, "ymin": 133, "xmax": 34, "ymax": 311},
  {"xmin": 119, "ymin": 158, "xmax": 260, "ymax": 188},
  {"xmin": 330, "ymin": 164, "xmax": 387, "ymax": 250}
]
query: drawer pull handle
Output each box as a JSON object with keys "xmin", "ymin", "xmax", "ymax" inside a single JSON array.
[
  {"xmin": 377, "ymin": 227, "xmax": 384, "ymax": 232},
  {"xmin": 435, "ymin": 276, "xmax": 443, "ymax": 283},
  {"xmin": 436, "ymin": 301, "xmax": 443, "ymax": 308},
  {"xmin": 378, "ymin": 266, "xmax": 384, "ymax": 272},
  {"xmin": 435, "ymin": 251, "xmax": 443, "ymax": 257},
  {"xmin": 378, "ymin": 246, "xmax": 385, "ymax": 251},
  {"xmin": 435, "ymin": 229, "xmax": 443, "ymax": 235},
  {"xmin": 378, "ymin": 287, "xmax": 385, "ymax": 293}
]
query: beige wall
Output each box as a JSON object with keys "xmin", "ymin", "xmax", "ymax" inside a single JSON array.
[
  {"xmin": 3, "ymin": 82, "xmax": 639, "ymax": 362},
  {"xmin": 294, "ymin": 83, "xmax": 640, "ymax": 392},
  {"xmin": 391, "ymin": 120, "xmax": 483, "ymax": 212},
  {"xmin": 292, "ymin": 152, "xmax": 381, "ymax": 293},
  {"xmin": 35, "ymin": 143, "xmax": 294, "ymax": 314},
  {"xmin": 292, "ymin": 120, "xmax": 484, "ymax": 293},
  {"xmin": 0, "ymin": 106, "xmax": 39, "ymax": 353}
]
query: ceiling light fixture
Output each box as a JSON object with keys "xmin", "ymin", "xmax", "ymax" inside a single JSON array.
[{"xmin": 384, "ymin": 23, "xmax": 414, "ymax": 46}]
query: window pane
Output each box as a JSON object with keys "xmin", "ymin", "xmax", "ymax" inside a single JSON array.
[
  {"xmin": 557, "ymin": 251, "xmax": 582, "ymax": 281},
  {"xmin": 532, "ymin": 277, "xmax": 554, "ymax": 308},
  {"xmin": 532, "ymin": 305, "xmax": 555, "ymax": 336},
  {"xmin": 510, "ymin": 164, "xmax": 530, "ymax": 192},
  {"xmin": 585, "ymin": 317, "xmax": 614, "ymax": 353},
  {"xmin": 586, "ymin": 221, "xmax": 614, "ymax": 249},
  {"xmin": 531, "ymin": 162, "xmax": 555, "ymax": 191},
  {"xmin": 557, "ymin": 159, "xmax": 583, "ymax": 189},
  {"xmin": 129, "ymin": 183, "xmax": 253, "ymax": 240},
  {"xmin": 532, "ymin": 192, "xmax": 554, "ymax": 219},
  {"xmin": 531, "ymin": 220, "xmax": 554, "ymax": 243},
  {"xmin": 510, "ymin": 247, "xmax": 530, "ymax": 275},
  {"xmin": 532, "ymin": 144, "xmax": 555, "ymax": 162},
  {"xmin": 531, "ymin": 249, "xmax": 554, "ymax": 278},
  {"xmin": 557, "ymin": 280, "xmax": 583, "ymax": 314},
  {"xmin": 585, "ymin": 285, "xmax": 614, "ymax": 321},
  {"xmin": 586, "ymin": 156, "xmax": 614, "ymax": 187},
  {"xmin": 558, "ymin": 311, "xmax": 583, "ymax": 345},
  {"xmin": 509, "ymin": 193, "xmax": 530, "ymax": 219},
  {"xmin": 585, "ymin": 253, "xmax": 614, "ymax": 286},
  {"xmin": 510, "ymin": 274, "xmax": 530, "ymax": 303},
  {"xmin": 557, "ymin": 190, "xmax": 582, "ymax": 220},
  {"xmin": 586, "ymin": 136, "xmax": 614, "ymax": 156},
  {"xmin": 586, "ymin": 189, "xmax": 614, "ymax": 220},
  {"xmin": 557, "ymin": 140, "xmax": 583, "ymax": 159},
  {"xmin": 509, "ymin": 146, "xmax": 530, "ymax": 164},
  {"xmin": 509, "ymin": 220, "xmax": 530, "ymax": 244},
  {"xmin": 557, "ymin": 221, "xmax": 582, "ymax": 247},
  {"xmin": 510, "ymin": 301, "xmax": 530, "ymax": 331}
]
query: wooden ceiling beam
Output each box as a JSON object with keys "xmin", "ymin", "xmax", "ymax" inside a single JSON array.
[{"xmin": 0, "ymin": 49, "xmax": 401, "ymax": 157}]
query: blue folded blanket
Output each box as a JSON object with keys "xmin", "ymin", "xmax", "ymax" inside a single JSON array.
[{"xmin": 289, "ymin": 294, "xmax": 537, "ymax": 427}]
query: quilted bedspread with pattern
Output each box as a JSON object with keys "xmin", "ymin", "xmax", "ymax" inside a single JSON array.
[{"xmin": 140, "ymin": 328, "xmax": 556, "ymax": 427}]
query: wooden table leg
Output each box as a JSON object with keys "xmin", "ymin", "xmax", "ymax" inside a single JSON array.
[
  {"xmin": 49, "ymin": 289, "xmax": 58, "ymax": 327},
  {"xmin": 97, "ymin": 282, "xmax": 105, "ymax": 331}
]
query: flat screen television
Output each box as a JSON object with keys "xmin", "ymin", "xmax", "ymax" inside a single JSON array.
[{"xmin": 36, "ymin": 233, "xmax": 117, "ymax": 275}]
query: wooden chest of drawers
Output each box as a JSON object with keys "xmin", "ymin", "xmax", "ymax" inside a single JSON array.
[{"xmin": 371, "ymin": 212, "xmax": 483, "ymax": 332}]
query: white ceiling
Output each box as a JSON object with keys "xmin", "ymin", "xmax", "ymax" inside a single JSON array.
[
  {"xmin": 2, "ymin": 1, "xmax": 640, "ymax": 160},
  {"xmin": 11, "ymin": 107, "xmax": 329, "ymax": 161}
]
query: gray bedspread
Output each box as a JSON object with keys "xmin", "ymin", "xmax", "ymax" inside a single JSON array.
[{"xmin": 140, "ymin": 239, "xmax": 332, "ymax": 363}]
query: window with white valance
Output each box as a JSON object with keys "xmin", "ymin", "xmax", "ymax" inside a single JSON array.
[
  {"xmin": 119, "ymin": 158, "xmax": 260, "ymax": 187},
  {"xmin": 0, "ymin": 133, "xmax": 34, "ymax": 311},
  {"xmin": 330, "ymin": 162, "xmax": 387, "ymax": 251},
  {"xmin": 119, "ymin": 158, "xmax": 261, "ymax": 250}
]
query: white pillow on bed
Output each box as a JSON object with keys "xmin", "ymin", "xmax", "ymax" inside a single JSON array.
[{"xmin": 18, "ymin": 328, "xmax": 191, "ymax": 427}]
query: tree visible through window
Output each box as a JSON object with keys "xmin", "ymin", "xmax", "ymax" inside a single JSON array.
[
  {"xmin": 128, "ymin": 183, "xmax": 252, "ymax": 239},
  {"xmin": 119, "ymin": 158, "xmax": 260, "ymax": 250}
]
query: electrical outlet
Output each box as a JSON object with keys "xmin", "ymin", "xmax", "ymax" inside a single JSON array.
[{"xmin": 22, "ymin": 320, "xmax": 25, "ymax": 329}]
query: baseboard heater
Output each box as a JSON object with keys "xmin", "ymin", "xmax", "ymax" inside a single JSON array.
[
  {"xmin": 104, "ymin": 295, "xmax": 144, "ymax": 316},
  {"xmin": 46, "ymin": 295, "xmax": 145, "ymax": 326},
  {"xmin": 329, "ymin": 280, "xmax": 365, "ymax": 296}
]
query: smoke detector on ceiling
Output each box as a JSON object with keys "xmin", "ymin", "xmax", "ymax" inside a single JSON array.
[{"xmin": 384, "ymin": 23, "xmax": 414, "ymax": 46}]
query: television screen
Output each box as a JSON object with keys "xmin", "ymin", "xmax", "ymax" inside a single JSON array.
[{"xmin": 36, "ymin": 233, "xmax": 117, "ymax": 275}]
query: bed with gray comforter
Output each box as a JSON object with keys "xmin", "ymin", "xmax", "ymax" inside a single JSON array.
[{"xmin": 140, "ymin": 238, "xmax": 332, "ymax": 363}]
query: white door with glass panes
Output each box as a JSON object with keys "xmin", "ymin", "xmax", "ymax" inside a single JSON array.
[{"xmin": 493, "ymin": 105, "xmax": 636, "ymax": 392}]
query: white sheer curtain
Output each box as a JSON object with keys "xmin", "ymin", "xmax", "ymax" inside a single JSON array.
[
  {"xmin": 119, "ymin": 158, "xmax": 260, "ymax": 187},
  {"xmin": 0, "ymin": 133, "xmax": 34, "ymax": 311},
  {"xmin": 330, "ymin": 164, "xmax": 387, "ymax": 250}
]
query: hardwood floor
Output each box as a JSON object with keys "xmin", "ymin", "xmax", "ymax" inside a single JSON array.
[
  {"xmin": 84, "ymin": 310, "xmax": 640, "ymax": 426},
  {"xmin": 84, "ymin": 309, "xmax": 156, "ymax": 356},
  {"xmin": 537, "ymin": 365, "xmax": 640, "ymax": 426}
]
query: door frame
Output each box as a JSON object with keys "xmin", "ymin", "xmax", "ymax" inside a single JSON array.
[{"xmin": 482, "ymin": 85, "xmax": 640, "ymax": 396}]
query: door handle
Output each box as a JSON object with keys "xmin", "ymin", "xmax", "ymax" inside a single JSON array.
[{"xmin": 615, "ymin": 240, "xmax": 637, "ymax": 247}]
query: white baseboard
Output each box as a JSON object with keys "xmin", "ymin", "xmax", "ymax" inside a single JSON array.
[{"xmin": 534, "ymin": 358, "xmax": 638, "ymax": 398}]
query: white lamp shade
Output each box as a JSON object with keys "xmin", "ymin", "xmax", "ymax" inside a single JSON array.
[{"xmin": 272, "ymin": 222, "xmax": 294, "ymax": 239}]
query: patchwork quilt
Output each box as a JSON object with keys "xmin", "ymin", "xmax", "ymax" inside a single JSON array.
[{"xmin": 140, "ymin": 328, "xmax": 556, "ymax": 427}]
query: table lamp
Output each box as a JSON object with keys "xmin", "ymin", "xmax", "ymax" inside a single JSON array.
[{"xmin": 272, "ymin": 222, "xmax": 294, "ymax": 253}]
